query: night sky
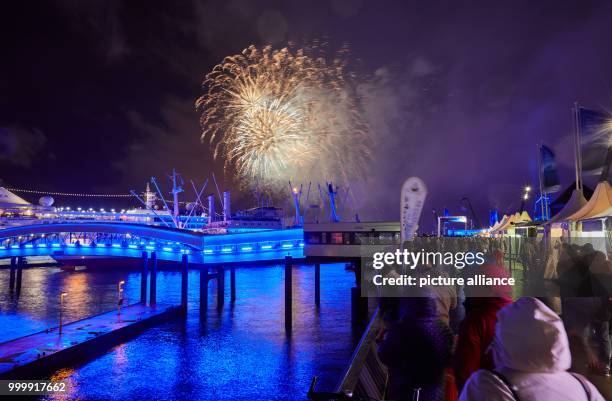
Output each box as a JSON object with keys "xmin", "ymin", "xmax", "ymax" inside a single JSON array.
[{"xmin": 1, "ymin": 0, "xmax": 612, "ymax": 227}]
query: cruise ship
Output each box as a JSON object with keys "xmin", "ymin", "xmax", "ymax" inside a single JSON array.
[{"xmin": 0, "ymin": 185, "xmax": 283, "ymax": 233}]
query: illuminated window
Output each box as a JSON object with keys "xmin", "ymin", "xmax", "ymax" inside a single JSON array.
[
  {"xmin": 321, "ymin": 232, "xmax": 328, "ymax": 244},
  {"xmin": 343, "ymin": 233, "xmax": 352, "ymax": 245},
  {"xmin": 305, "ymin": 232, "xmax": 321, "ymax": 244},
  {"xmin": 331, "ymin": 232, "xmax": 343, "ymax": 244}
]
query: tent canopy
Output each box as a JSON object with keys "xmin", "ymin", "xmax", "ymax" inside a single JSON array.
[
  {"xmin": 490, "ymin": 211, "xmax": 532, "ymax": 233},
  {"xmin": 549, "ymin": 182, "xmax": 593, "ymax": 217},
  {"xmin": 0, "ymin": 187, "xmax": 31, "ymax": 208},
  {"xmin": 567, "ymin": 181, "xmax": 612, "ymax": 221},
  {"xmin": 549, "ymin": 188, "xmax": 588, "ymax": 223}
]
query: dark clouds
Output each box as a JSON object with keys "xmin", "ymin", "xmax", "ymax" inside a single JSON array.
[
  {"xmin": 1, "ymin": 0, "xmax": 611, "ymax": 229},
  {"xmin": 0, "ymin": 127, "xmax": 46, "ymax": 168},
  {"xmin": 115, "ymin": 96, "xmax": 223, "ymax": 188}
]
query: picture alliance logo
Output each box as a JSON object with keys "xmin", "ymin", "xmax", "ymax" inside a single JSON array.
[{"xmin": 372, "ymin": 249, "xmax": 486, "ymax": 269}]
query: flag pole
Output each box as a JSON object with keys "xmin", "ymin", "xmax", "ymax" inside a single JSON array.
[
  {"xmin": 573, "ymin": 102, "xmax": 582, "ymax": 191},
  {"xmin": 537, "ymin": 142, "xmax": 545, "ymax": 220}
]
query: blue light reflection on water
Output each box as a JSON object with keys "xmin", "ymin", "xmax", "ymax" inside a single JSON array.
[{"xmin": 0, "ymin": 264, "xmax": 357, "ymax": 400}]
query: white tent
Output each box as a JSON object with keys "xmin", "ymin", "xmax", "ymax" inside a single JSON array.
[
  {"xmin": 549, "ymin": 188, "xmax": 588, "ymax": 223},
  {"xmin": 489, "ymin": 214, "xmax": 509, "ymax": 233},
  {"xmin": 490, "ymin": 212, "xmax": 532, "ymax": 234},
  {"xmin": 518, "ymin": 210, "xmax": 532, "ymax": 222},
  {"xmin": 497, "ymin": 213, "xmax": 521, "ymax": 232},
  {"xmin": 567, "ymin": 180, "xmax": 612, "ymax": 221},
  {"xmin": 0, "ymin": 187, "xmax": 31, "ymax": 209}
]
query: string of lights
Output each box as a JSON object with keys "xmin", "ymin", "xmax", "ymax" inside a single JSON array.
[
  {"xmin": 5, "ymin": 187, "xmax": 192, "ymax": 204},
  {"xmin": 5, "ymin": 187, "xmax": 133, "ymax": 198}
]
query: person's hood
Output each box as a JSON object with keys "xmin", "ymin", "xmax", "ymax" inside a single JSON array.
[{"xmin": 491, "ymin": 297, "xmax": 571, "ymax": 373}]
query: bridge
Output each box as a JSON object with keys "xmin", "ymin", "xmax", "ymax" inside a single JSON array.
[
  {"xmin": 0, "ymin": 221, "xmax": 334, "ymax": 342},
  {"xmin": 0, "ymin": 222, "xmax": 304, "ymax": 264},
  {"xmin": 0, "ymin": 219, "xmax": 367, "ymax": 372}
]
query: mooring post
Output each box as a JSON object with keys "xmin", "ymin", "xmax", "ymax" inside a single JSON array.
[
  {"xmin": 350, "ymin": 287, "xmax": 368, "ymax": 327},
  {"xmin": 181, "ymin": 253, "xmax": 189, "ymax": 313},
  {"xmin": 350, "ymin": 259, "xmax": 367, "ymax": 327},
  {"xmin": 9, "ymin": 256, "xmax": 17, "ymax": 290},
  {"xmin": 230, "ymin": 266, "xmax": 236, "ymax": 302},
  {"xmin": 217, "ymin": 266, "xmax": 225, "ymax": 309},
  {"xmin": 200, "ymin": 267, "xmax": 208, "ymax": 313},
  {"xmin": 149, "ymin": 251, "xmax": 157, "ymax": 306},
  {"xmin": 140, "ymin": 251, "xmax": 148, "ymax": 304},
  {"xmin": 285, "ymin": 256, "xmax": 293, "ymax": 333},
  {"xmin": 314, "ymin": 263, "xmax": 321, "ymax": 306},
  {"xmin": 353, "ymin": 259, "xmax": 362, "ymax": 287},
  {"xmin": 15, "ymin": 256, "xmax": 24, "ymax": 295}
]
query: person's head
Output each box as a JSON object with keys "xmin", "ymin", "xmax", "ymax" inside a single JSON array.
[
  {"xmin": 490, "ymin": 297, "xmax": 571, "ymax": 373},
  {"xmin": 589, "ymin": 251, "xmax": 610, "ymax": 274},
  {"xmin": 581, "ymin": 243, "xmax": 595, "ymax": 255},
  {"xmin": 400, "ymin": 287, "xmax": 437, "ymax": 320},
  {"xmin": 463, "ymin": 263, "xmax": 512, "ymax": 300}
]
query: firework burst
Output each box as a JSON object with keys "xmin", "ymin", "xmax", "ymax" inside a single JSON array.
[{"xmin": 196, "ymin": 43, "xmax": 371, "ymax": 191}]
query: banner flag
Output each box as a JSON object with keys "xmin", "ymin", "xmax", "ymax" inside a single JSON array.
[
  {"xmin": 540, "ymin": 144, "xmax": 561, "ymax": 194},
  {"xmin": 400, "ymin": 177, "xmax": 427, "ymax": 243},
  {"xmin": 579, "ymin": 107, "xmax": 612, "ymax": 176}
]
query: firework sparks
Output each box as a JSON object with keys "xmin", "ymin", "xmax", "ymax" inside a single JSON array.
[{"xmin": 196, "ymin": 43, "xmax": 371, "ymax": 190}]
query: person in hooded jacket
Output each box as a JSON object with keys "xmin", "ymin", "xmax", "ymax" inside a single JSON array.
[
  {"xmin": 378, "ymin": 294, "xmax": 454, "ymax": 401},
  {"xmin": 459, "ymin": 297, "xmax": 605, "ymax": 401}
]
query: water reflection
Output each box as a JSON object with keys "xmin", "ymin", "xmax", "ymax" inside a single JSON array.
[{"xmin": 1, "ymin": 263, "xmax": 356, "ymax": 400}]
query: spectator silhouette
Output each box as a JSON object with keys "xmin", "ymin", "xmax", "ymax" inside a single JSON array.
[
  {"xmin": 459, "ymin": 297, "xmax": 605, "ymax": 401},
  {"xmin": 378, "ymin": 293, "xmax": 453, "ymax": 401}
]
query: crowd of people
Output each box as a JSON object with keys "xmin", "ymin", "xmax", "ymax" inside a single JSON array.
[{"xmin": 375, "ymin": 238, "xmax": 610, "ymax": 401}]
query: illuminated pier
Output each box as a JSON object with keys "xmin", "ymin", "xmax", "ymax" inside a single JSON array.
[{"xmin": 0, "ymin": 223, "xmax": 304, "ymax": 263}]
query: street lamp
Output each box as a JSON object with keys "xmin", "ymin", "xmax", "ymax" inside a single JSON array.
[
  {"xmin": 117, "ymin": 280, "xmax": 125, "ymax": 316},
  {"xmin": 59, "ymin": 292, "xmax": 67, "ymax": 335},
  {"xmin": 520, "ymin": 186, "xmax": 531, "ymax": 212}
]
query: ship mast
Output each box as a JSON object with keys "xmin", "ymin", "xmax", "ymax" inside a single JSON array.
[
  {"xmin": 170, "ymin": 169, "xmax": 183, "ymax": 228},
  {"xmin": 144, "ymin": 183, "xmax": 157, "ymax": 210}
]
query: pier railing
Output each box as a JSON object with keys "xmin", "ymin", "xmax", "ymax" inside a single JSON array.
[
  {"xmin": 308, "ymin": 308, "xmax": 387, "ymax": 400},
  {"xmin": 335, "ymin": 308, "xmax": 387, "ymax": 400}
]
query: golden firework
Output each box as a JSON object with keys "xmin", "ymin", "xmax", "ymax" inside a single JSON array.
[{"xmin": 196, "ymin": 43, "xmax": 371, "ymax": 190}]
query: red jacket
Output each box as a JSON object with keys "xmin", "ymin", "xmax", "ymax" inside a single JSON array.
[{"xmin": 453, "ymin": 297, "xmax": 511, "ymax": 392}]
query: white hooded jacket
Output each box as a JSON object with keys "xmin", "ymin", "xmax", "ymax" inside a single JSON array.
[{"xmin": 459, "ymin": 297, "xmax": 604, "ymax": 401}]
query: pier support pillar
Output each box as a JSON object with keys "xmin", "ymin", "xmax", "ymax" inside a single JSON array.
[
  {"xmin": 15, "ymin": 256, "xmax": 24, "ymax": 295},
  {"xmin": 353, "ymin": 259, "xmax": 362, "ymax": 287},
  {"xmin": 314, "ymin": 263, "xmax": 321, "ymax": 306},
  {"xmin": 216, "ymin": 266, "xmax": 225, "ymax": 309},
  {"xmin": 285, "ymin": 256, "xmax": 293, "ymax": 334},
  {"xmin": 230, "ymin": 267, "xmax": 236, "ymax": 302},
  {"xmin": 9, "ymin": 256, "xmax": 16, "ymax": 290},
  {"xmin": 181, "ymin": 254, "xmax": 188, "ymax": 314},
  {"xmin": 149, "ymin": 251, "xmax": 157, "ymax": 306},
  {"xmin": 351, "ymin": 259, "xmax": 366, "ymax": 326},
  {"xmin": 200, "ymin": 267, "xmax": 208, "ymax": 314},
  {"xmin": 350, "ymin": 287, "xmax": 368, "ymax": 327},
  {"xmin": 140, "ymin": 252, "xmax": 148, "ymax": 304}
]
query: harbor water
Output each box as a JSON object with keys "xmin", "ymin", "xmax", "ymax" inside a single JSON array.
[{"xmin": 0, "ymin": 263, "xmax": 358, "ymax": 400}]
